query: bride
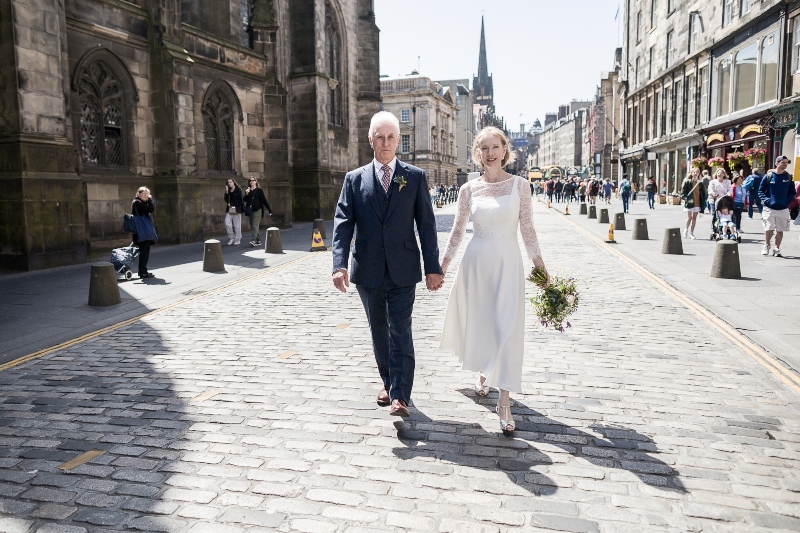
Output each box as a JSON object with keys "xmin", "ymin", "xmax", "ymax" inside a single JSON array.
[{"xmin": 440, "ymin": 126, "xmax": 548, "ymax": 435}]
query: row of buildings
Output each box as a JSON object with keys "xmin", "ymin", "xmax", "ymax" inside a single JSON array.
[{"xmin": 530, "ymin": 0, "xmax": 800, "ymax": 194}]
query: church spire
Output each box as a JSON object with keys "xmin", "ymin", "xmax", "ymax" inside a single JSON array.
[{"xmin": 477, "ymin": 16, "xmax": 488, "ymax": 80}]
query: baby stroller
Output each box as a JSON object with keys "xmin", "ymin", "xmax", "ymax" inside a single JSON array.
[
  {"xmin": 711, "ymin": 196, "xmax": 741, "ymax": 242},
  {"xmin": 110, "ymin": 244, "xmax": 139, "ymax": 280}
]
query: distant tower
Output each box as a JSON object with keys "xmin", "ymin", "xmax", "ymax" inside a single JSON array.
[{"xmin": 473, "ymin": 16, "xmax": 494, "ymax": 112}]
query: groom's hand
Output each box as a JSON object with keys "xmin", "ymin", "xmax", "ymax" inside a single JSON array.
[
  {"xmin": 332, "ymin": 269, "xmax": 349, "ymax": 293},
  {"xmin": 426, "ymin": 273, "xmax": 444, "ymax": 291}
]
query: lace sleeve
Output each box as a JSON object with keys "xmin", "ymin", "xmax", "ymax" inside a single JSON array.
[
  {"xmin": 517, "ymin": 178, "xmax": 542, "ymax": 261},
  {"xmin": 443, "ymin": 183, "xmax": 472, "ymax": 261}
]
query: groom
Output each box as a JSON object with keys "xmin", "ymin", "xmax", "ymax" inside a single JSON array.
[{"xmin": 332, "ymin": 111, "xmax": 444, "ymax": 417}]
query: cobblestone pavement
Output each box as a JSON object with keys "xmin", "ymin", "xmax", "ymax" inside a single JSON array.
[{"xmin": 1, "ymin": 203, "xmax": 799, "ymax": 532}]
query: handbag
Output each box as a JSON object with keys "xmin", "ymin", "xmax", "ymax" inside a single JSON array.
[
  {"xmin": 123, "ymin": 213, "xmax": 137, "ymax": 233},
  {"xmin": 244, "ymin": 191, "xmax": 254, "ymax": 216},
  {"xmin": 791, "ymin": 206, "xmax": 800, "ymax": 221},
  {"xmin": 132, "ymin": 203, "xmax": 158, "ymax": 242}
]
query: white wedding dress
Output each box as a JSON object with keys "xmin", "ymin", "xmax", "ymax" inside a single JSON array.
[{"xmin": 439, "ymin": 175, "xmax": 542, "ymax": 393}]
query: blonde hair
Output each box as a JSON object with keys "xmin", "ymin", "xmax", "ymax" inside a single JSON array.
[
  {"xmin": 714, "ymin": 167, "xmax": 729, "ymax": 180},
  {"xmin": 135, "ymin": 186, "xmax": 150, "ymax": 198},
  {"xmin": 472, "ymin": 127, "xmax": 516, "ymax": 169}
]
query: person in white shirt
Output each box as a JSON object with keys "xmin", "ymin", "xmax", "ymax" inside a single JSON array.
[{"xmin": 707, "ymin": 168, "xmax": 732, "ymax": 232}]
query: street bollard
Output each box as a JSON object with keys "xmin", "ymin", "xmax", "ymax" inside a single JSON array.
[
  {"xmin": 313, "ymin": 218, "xmax": 326, "ymax": 240},
  {"xmin": 579, "ymin": 203, "xmax": 588, "ymax": 215},
  {"xmin": 711, "ymin": 240, "xmax": 741, "ymax": 279},
  {"xmin": 588, "ymin": 205, "xmax": 597, "ymax": 219},
  {"xmin": 599, "ymin": 208, "xmax": 609, "ymax": 224},
  {"xmin": 203, "ymin": 239, "xmax": 225, "ymax": 273},
  {"xmin": 88, "ymin": 263, "xmax": 121, "ymax": 306},
  {"xmin": 265, "ymin": 227, "xmax": 283, "ymax": 254},
  {"xmin": 614, "ymin": 212, "xmax": 626, "ymax": 230},
  {"xmin": 662, "ymin": 227, "xmax": 683, "ymax": 255},
  {"xmin": 632, "ymin": 219, "xmax": 649, "ymax": 240}
]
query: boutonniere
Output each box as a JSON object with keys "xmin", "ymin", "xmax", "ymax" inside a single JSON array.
[{"xmin": 393, "ymin": 175, "xmax": 407, "ymax": 191}]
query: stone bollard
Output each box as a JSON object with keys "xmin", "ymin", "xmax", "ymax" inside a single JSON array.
[
  {"xmin": 599, "ymin": 208, "xmax": 609, "ymax": 224},
  {"xmin": 313, "ymin": 218, "xmax": 326, "ymax": 240},
  {"xmin": 203, "ymin": 239, "xmax": 225, "ymax": 273},
  {"xmin": 265, "ymin": 227, "xmax": 283, "ymax": 254},
  {"xmin": 614, "ymin": 212, "xmax": 626, "ymax": 231},
  {"xmin": 588, "ymin": 205, "xmax": 597, "ymax": 219},
  {"xmin": 632, "ymin": 218, "xmax": 649, "ymax": 240},
  {"xmin": 579, "ymin": 203, "xmax": 588, "ymax": 215},
  {"xmin": 662, "ymin": 227, "xmax": 683, "ymax": 255},
  {"xmin": 88, "ymin": 263, "xmax": 121, "ymax": 306},
  {"xmin": 711, "ymin": 240, "xmax": 741, "ymax": 279}
]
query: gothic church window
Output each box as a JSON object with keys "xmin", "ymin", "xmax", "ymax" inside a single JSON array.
[
  {"xmin": 77, "ymin": 62, "xmax": 125, "ymax": 167},
  {"xmin": 326, "ymin": 1, "xmax": 343, "ymax": 126},
  {"xmin": 203, "ymin": 90, "xmax": 234, "ymax": 172}
]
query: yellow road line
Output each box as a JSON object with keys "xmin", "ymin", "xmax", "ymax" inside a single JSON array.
[
  {"xmin": 547, "ymin": 204, "xmax": 800, "ymax": 395},
  {"xmin": 0, "ymin": 253, "xmax": 317, "ymax": 373},
  {"xmin": 57, "ymin": 450, "xmax": 105, "ymax": 471}
]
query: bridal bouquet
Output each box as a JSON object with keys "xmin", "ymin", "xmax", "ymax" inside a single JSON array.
[{"xmin": 527, "ymin": 267, "xmax": 580, "ymax": 332}]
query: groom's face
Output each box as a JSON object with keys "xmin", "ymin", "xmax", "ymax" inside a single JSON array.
[{"xmin": 370, "ymin": 123, "xmax": 400, "ymax": 165}]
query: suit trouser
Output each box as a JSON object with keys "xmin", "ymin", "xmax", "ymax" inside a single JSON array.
[{"xmin": 356, "ymin": 269, "xmax": 416, "ymax": 405}]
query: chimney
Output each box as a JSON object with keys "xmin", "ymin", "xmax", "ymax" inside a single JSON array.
[
  {"xmin": 558, "ymin": 105, "xmax": 569, "ymax": 120},
  {"xmin": 544, "ymin": 113, "xmax": 557, "ymax": 126}
]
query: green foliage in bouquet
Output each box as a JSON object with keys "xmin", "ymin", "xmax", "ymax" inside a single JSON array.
[{"xmin": 527, "ymin": 267, "xmax": 580, "ymax": 333}]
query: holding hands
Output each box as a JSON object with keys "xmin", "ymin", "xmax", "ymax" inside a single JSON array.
[{"xmin": 426, "ymin": 273, "xmax": 444, "ymax": 292}]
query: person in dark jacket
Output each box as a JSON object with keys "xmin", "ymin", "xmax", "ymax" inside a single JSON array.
[
  {"xmin": 680, "ymin": 168, "xmax": 707, "ymax": 239},
  {"xmin": 744, "ymin": 168, "xmax": 764, "ymax": 219},
  {"xmin": 243, "ymin": 177, "xmax": 273, "ymax": 247},
  {"xmin": 645, "ymin": 177, "xmax": 657, "ymax": 209},
  {"xmin": 224, "ymin": 178, "xmax": 244, "ymax": 245},
  {"xmin": 132, "ymin": 187, "xmax": 156, "ymax": 278},
  {"xmin": 758, "ymin": 155, "xmax": 796, "ymax": 257}
]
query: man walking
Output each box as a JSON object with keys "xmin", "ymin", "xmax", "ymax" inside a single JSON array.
[
  {"xmin": 332, "ymin": 111, "xmax": 444, "ymax": 417},
  {"xmin": 759, "ymin": 155, "xmax": 796, "ymax": 257},
  {"xmin": 744, "ymin": 167, "xmax": 764, "ymax": 219},
  {"xmin": 619, "ymin": 176, "xmax": 632, "ymax": 214}
]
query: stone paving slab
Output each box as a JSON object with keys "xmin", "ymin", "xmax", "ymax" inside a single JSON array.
[{"xmin": 0, "ymin": 204, "xmax": 799, "ymax": 532}]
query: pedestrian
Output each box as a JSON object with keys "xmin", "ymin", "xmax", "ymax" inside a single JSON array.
[
  {"xmin": 680, "ymin": 168, "xmax": 706, "ymax": 239},
  {"xmin": 545, "ymin": 177, "xmax": 555, "ymax": 203},
  {"xmin": 578, "ymin": 181, "xmax": 586, "ymax": 203},
  {"xmin": 331, "ymin": 111, "xmax": 443, "ymax": 417},
  {"xmin": 243, "ymin": 177, "xmax": 272, "ymax": 247},
  {"xmin": 589, "ymin": 178, "xmax": 600, "ymax": 205},
  {"xmin": 707, "ymin": 168, "xmax": 732, "ymax": 233},
  {"xmin": 758, "ymin": 155, "xmax": 796, "ymax": 257},
  {"xmin": 743, "ymin": 167, "xmax": 764, "ymax": 219},
  {"xmin": 645, "ymin": 176, "xmax": 657, "ymax": 209},
  {"xmin": 602, "ymin": 178, "xmax": 613, "ymax": 204},
  {"xmin": 132, "ymin": 186, "xmax": 157, "ymax": 278},
  {"xmin": 439, "ymin": 126, "xmax": 548, "ymax": 435},
  {"xmin": 619, "ymin": 175, "xmax": 632, "ymax": 214},
  {"xmin": 731, "ymin": 174, "xmax": 747, "ymax": 231},
  {"xmin": 224, "ymin": 178, "xmax": 244, "ymax": 246},
  {"xmin": 788, "ymin": 180, "xmax": 800, "ymax": 242},
  {"xmin": 554, "ymin": 179, "xmax": 564, "ymax": 203},
  {"xmin": 430, "ymin": 185, "xmax": 437, "ymax": 206},
  {"xmin": 701, "ymin": 169, "xmax": 710, "ymax": 191}
]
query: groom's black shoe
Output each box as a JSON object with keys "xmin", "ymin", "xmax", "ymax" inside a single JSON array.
[
  {"xmin": 389, "ymin": 399, "xmax": 409, "ymax": 417},
  {"xmin": 376, "ymin": 388, "xmax": 390, "ymax": 406}
]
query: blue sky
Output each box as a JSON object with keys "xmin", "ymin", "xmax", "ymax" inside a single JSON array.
[{"xmin": 375, "ymin": 0, "xmax": 622, "ymax": 132}]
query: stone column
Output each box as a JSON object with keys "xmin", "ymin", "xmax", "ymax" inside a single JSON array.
[
  {"xmin": 0, "ymin": 0, "xmax": 85, "ymax": 270},
  {"xmin": 354, "ymin": 0, "xmax": 381, "ymax": 166}
]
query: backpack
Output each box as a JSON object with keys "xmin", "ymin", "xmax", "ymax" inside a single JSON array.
[
  {"xmin": 743, "ymin": 175, "xmax": 755, "ymax": 191},
  {"xmin": 621, "ymin": 180, "xmax": 631, "ymax": 193}
]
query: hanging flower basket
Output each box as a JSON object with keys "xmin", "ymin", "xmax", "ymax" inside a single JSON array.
[
  {"xmin": 744, "ymin": 147, "xmax": 767, "ymax": 168},
  {"xmin": 707, "ymin": 156, "xmax": 725, "ymax": 170},
  {"xmin": 726, "ymin": 151, "xmax": 745, "ymax": 170},
  {"xmin": 691, "ymin": 156, "xmax": 707, "ymax": 169}
]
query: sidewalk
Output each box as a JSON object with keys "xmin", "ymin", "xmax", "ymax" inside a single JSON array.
[
  {"xmin": 0, "ymin": 221, "xmax": 333, "ymax": 366},
  {"xmin": 544, "ymin": 194, "xmax": 800, "ymax": 376}
]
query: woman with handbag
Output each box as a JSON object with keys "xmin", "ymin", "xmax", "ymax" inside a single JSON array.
[
  {"xmin": 681, "ymin": 168, "xmax": 707, "ymax": 240},
  {"xmin": 224, "ymin": 178, "xmax": 244, "ymax": 245},
  {"xmin": 132, "ymin": 187, "xmax": 157, "ymax": 278},
  {"xmin": 243, "ymin": 177, "xmax": 272, "ymax": 247}
]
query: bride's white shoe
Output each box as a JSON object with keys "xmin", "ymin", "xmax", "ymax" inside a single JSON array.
[
  {"xmin": 496, "ymin": 404, "xmax": 515, "ymax": 435},
  {"xmin": 475, "ymin": 373, "xmax": 488, "ymax": 397}
]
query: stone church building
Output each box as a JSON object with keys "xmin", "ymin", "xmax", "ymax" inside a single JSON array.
[{"xmin": 0, "ymin": 0, "xmax": 380, "ymax": 270}]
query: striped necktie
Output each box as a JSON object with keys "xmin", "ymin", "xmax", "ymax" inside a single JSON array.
[{"xmin": 381, "ymin": 164, "xmax": 391, "ymax": 193}]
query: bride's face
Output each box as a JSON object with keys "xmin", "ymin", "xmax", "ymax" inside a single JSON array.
[{"xmin": 480, "ymin": 135, "xmax": 505, "ymax": 169}]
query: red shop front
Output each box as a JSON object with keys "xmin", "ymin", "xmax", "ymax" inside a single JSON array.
[{"xmin": 702, "ymin": 122, "xmax": 772, "ymax": 177}]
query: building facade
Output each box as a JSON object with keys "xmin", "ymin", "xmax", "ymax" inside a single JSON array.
[
  {"xmin": 437, "ymin": 79, "xmax": 478, "ymax": 173},
  {"xmin": 0, "ymin": 0, "xmax": 380, "ymax": 271},
  {"xmin": 380, "ymin": 75, "xmax": 458, "ymax": 185},
  {"xmin": 619, "ymin": 0, "xmax": 789, "ymax": 194},
  {"xmin": 537, "ymin": 103, "xmax": 590, "ymax": 171}
]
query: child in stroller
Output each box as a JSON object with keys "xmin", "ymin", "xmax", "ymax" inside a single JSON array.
[
  {"xmin": 110, "ymin": 244, "xmax": 140, "ymax": 280},
  {"xmin": 711, "ymin": 196, "xmax": 740, "ymax": 242}
]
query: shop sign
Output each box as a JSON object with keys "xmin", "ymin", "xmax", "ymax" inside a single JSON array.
[
  {"xmin": 741, "ymin": 124, "xmax": 763, "ymax": 137},
  {"xmin": 646, "ymin": 152, "xmax": 657, "ymax": 160},
  {"xmin": 772, "ymin": 103, "xmax": 800, "ymax": 129},
  {"xmin": 706, "ymin": 133, "xmax": 725, "ymax": 145}
]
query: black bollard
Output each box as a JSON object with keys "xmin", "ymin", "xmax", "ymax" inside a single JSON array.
[
  {"xmin": 614, "ymin": 212, "xmax": 626, "ymax": 231},
  {"xmin": 599, "ymin": 208, "xmax": 610, "ymax": 224},
  {"xmin": 661, "ymin": 227, "xmax": 683, "ymax": 255},
  {"xmin": 710, "ymin": 241, "xmax": 741, "ymax": 279},
  {"xmin": 588, "ymin": 205, "xmax": 597, "ymax": 219},
  {"xmin": 632, "ymin": 219, "xmax": 649, "ymax": 240},
  {"xmin": 88, "ymin": 263, "xmax": 121, "ymax": 306}
]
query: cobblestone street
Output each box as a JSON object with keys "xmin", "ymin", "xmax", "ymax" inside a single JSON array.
[{"xmin": 1, "ymin": 203, "xmax": 800, "ymax": 533}]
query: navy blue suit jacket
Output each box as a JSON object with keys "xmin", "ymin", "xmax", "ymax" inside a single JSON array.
[{"xmin": 332, "ymin": 160, "xmax": 442, "ymax": 289}]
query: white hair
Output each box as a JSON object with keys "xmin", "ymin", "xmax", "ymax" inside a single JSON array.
[{"xmin": 368, "ymin": 111, "xmax": 400, "ymax": 138}]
